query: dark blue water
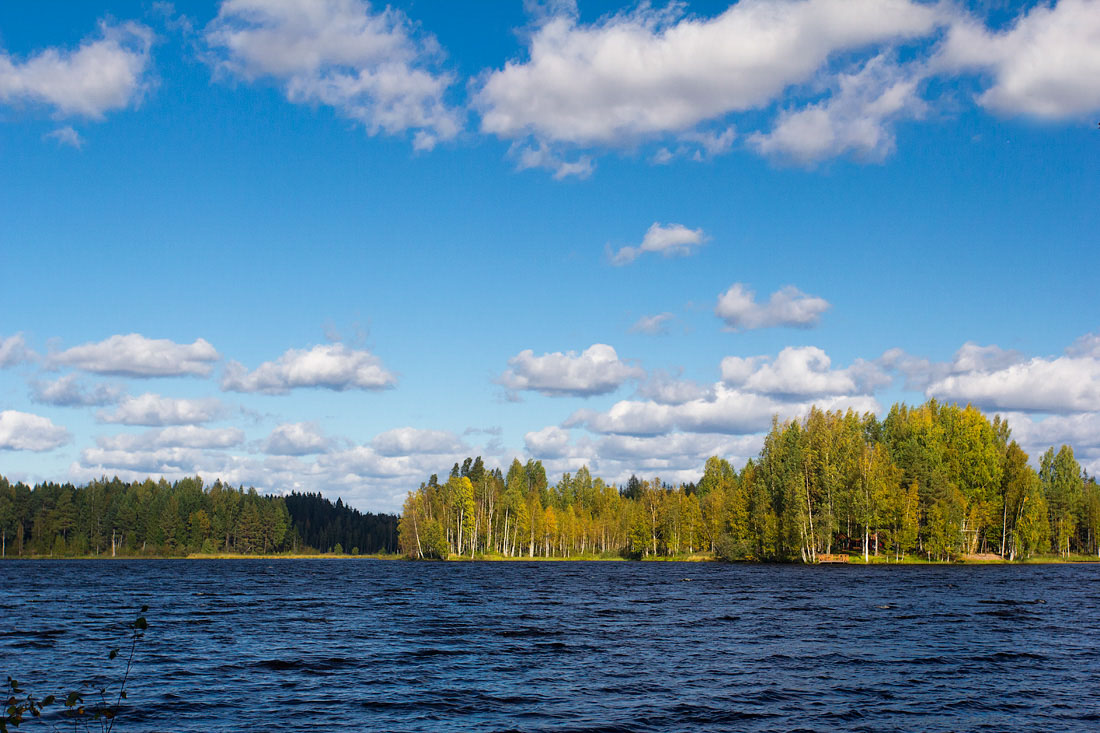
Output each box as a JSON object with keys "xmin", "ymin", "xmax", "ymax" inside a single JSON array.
[{"xmin": 2, "ymin": 560, "xmax": 1099, "ymax": 731}]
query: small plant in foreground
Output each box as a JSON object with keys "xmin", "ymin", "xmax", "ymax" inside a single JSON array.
[{"xmin": 3, "ymin": 605, "xmax": 149, "ymax": 733}]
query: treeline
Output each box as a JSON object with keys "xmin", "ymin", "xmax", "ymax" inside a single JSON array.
[
  {"xmin": 0, "ymin": 477, "xmax": 397, "ymax": 557},
  {"xmin": 284, "ymin": 492, "xmax": 398, "ymax": 554},
  {"xmin": 398, "ymin": 400, "xmax": 1100, "ymax": 562}
]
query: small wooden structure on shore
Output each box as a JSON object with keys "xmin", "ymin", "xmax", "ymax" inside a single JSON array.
[{"xmin": 816, "ymin": 554, "xmax": 850, "ymax": 564}]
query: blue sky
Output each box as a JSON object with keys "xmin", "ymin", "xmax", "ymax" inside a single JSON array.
[{"xmin": 1, "ymin": 0, "xmax": 1098, "ymax": 511}]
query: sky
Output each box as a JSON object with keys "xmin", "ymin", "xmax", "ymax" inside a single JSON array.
[{"xmin": 1, "ymin": 0, "xmax": 1098, "ymax": 512}]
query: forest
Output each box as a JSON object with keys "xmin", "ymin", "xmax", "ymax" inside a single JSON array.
[
  {"xmin": 0, "ymin": 477, "xmax": 399, "ymax": 557},
  {"xmin": 2, "ymin": 400, "xmax": 1097, "ymax": 562},
  {"xmin": 398, "ymin": 400, "xmax": 1100, "ymax": 562}
]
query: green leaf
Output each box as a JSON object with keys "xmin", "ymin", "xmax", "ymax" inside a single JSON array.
[
  {"xmin": 109, "ymin": 648, "xmax": 119, "ymax": 660},
  {"xmin": 134, "ymin": 617, "xmax": 147, "ymax": 630},
  {"xmin": 140, "ymin": 605, "xmax": 148, "ymax": 613},
  {"xmin": 65, "ymin": 692, "xmax": 82, "ymax": 707},
  {"xmin": 40, "ymin": 696, "xmax": 54, "ymax": 707}
]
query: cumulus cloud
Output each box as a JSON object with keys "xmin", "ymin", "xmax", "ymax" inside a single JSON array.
[
  {"xmin": 371, "ymin": 427, "xmax": 466, "ymax": 456},
  {"xmin": 882, "ymin": 342, "xmax": 1024, "ymax": 392},
  {"xmin": 879, "ymin": 333, "xmax": 1100, "ymax": 414},
  {"xmin": 629, "ymin": 313, "xmax": 675, "ymax": 335},
  {"xmin": 497, "ymin": 343, "xmax": 643, "ymax": 397},
  {"xmin": 206, "ymin": 0, "xmax": 461, "ymax": 149},
  {"xmin": 222, "ymin": 343, "xmax": 397, "ymax": 394},
  {"xmin": 0, "ymin": 21, "xmax": 153, "ymax": 119},
  {"xmin": 1001, "ymin": 411, "xmax": 1100, "ymax": 452},
  {"xmin": 938, "ymin": 0, "xmax": 1100, "ymax": 119},
  {"xmin": 610, "ymin": 223, "xmax": 707, "ymax": 265},
  {"xmin": 721, "ymin": 346, "xmax": 889, "ymax": 397},
  {"xmin": 0, "ymin": 333, "xmax": 34, "ymax": 368},
  {"xmin": 715, "ymin": 283, "xmax": 830, "ymax": 331},
  {"xmin": 636, "ymin": 370, "xmax": 714, "ymax": 405},
  {"xmin": 568, "ymin": 381, "xmax": 879, "ymax": 437},
  {"xmin": 97, "ymin": 426, "xmax": 245, "ymax": 451},
  {"xmin": 524, "ymin": 425, "xmax": 574, "ymax": 459},
  {"xmin": 751, "ymin": 53, "xmax": 926, "ymax": 162},
  {"xmin": 98, "ymin": 393, "xmax": 225, "ymax": 426},
  {"xmin": 927, "ymin": 354, "xmax": 1100, "ymax": 413},
  {"xmin": 262, "ymin": 422, "xmax": 331, "ymax": 456},
  {"xmin": 48, "ymin": 333, "xmax": 220, "ymax": 378},
  {"xmin": 477, "ymin": 0, "xmax": 941, "ymax": 148},
  {"xmin": 31, "ymin": 374, "xmax": 124, "ymax": 407},
  {"xmin": 0, "ymin": 410, "xmax": 70, "ymax": 452},
  {"xmin": 78, "ymin": 446, "xmax": 224, "ymax": 475}
]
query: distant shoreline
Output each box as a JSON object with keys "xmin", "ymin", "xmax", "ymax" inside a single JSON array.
[{"xmin": 3, "ymin": 553, "xmax": 1099, "ymax": 564}]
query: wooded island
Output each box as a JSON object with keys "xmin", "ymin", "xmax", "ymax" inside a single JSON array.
[{"xmin": 397, "ymin": 400, "xmax": 1099, "ymax": 563}]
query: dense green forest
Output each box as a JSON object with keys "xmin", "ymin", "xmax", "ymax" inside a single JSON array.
[
  {"xmin": 284, "ymin": 492, "xmax": 398, "ymax": 554},
  {"xmin": 0, "ymin": 477, "xmax": 398, "ymax": 557},
  {"xmin": 398, "ymin": 400, "xmax": 1100, "ymax": 562}
]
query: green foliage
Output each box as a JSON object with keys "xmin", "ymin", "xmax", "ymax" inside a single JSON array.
[
  {"xmin": 394, "ymin": 401, "xmax": 1097, "ymax": 563},
  {"xmin": 0, "ymin": 477, "xmax": 400, "ymax": 558},
  {"xmin": 419, "ymin": 519, "xmax": 448, "ymax": 560}
]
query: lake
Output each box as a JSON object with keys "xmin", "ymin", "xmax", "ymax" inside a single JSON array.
[{"xmin": 3, "ymin": 560, "xmax": 1099, "ymax": 731}]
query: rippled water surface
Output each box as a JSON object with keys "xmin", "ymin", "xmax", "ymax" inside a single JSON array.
[{"xmin": 3, "ymin": 560, "xmax": 1099, "ymax": 731}]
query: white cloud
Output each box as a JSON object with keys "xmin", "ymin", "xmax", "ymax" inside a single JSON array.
[
  {"xmin": 610, "ymin": 222, "xmax": 707, "ymax": 265},
  {"xmin": 206, "ymin": 0, "xmax": 461, "ymax": 149},
  {"xmin": 78, "ymin": 446, "xmax": 221, "ymax": 475},
  {"xmin": 44, "ymin": 126, "xmax": 85, "ymax": 149},
  {"xmin": 0, "ymin": 21, "xmax": 153, "ymax": 119},
  {"xmin": 721, "ymin": 346, "xmax": 889, "ymax": 397},
  {"xmin": 512, "ymin": 142, "xmax": 594, "ymax": 179},
  {"xmin": 98, "ymin": 393, "xmax": 225, "ymax": 426},
  {"xmin": 997, "ymin": 410, "xmax": 1100, "ymax": 477},
  {"xmin": 715, "ymin": 283, "xmax": 830, "ymax": 330},
  {"xmin": 636, "ymin": 370, "xmax": 714, "ymax": 405},
  {"xmin": 262, "ymin": 422, "xmax": 331, "ymax": 455},
  {"xmin": 567, "ymin": 384, "xmax": 876, "ymax": 437},
  {"xmin": 68, "ymin": 431, "xmax": 483, "ymax": 513},
  {"xmin": 524, "ymin": 425, "xmax": 574, "ymax": 459},
  {"xmin": 371, "ymin": 427, "xmax": 466, "ymax": 456},
  {"xmin": 567, "ymin": 350, "xmax": 881, "ymax": 436},
  {"xmin": 950, "ymin": 341, "xmax": 1025, "ymax": 373},
  {"xmin": 629, "ymin": 312, "xmax": 674, "ymax": 335},
  {"xmin": 595, "ymin": 431, "xmax": 761, "ymax": 467},
  {"xmin": 0, "ymin": 410, "xmax": 70, "ymax": 452},
  {"xmin": 938, "ymin": 0, "xmax": 1100, "ymax": 119},
  {"xmin": 877, "ymin": 335, "xmax": 1100, "ymax": 414},
  {"xmin": 497, "ymin": 343, "xmax": 643, "ymax": 397},
  {"xmin": 97, "ymin": 426, "xmax": 245, "ymax": 451},
  {"xmin": 0, "ymin": 333, "xmax": 34, "ymax": 368},
  {"xmin": 49, "ymin": 333, "xmax": 220, "ymax": 377},
  {"xmin": 927, "ymin": 354, "xmax": 1100, "ymax": 413},
  {"xmin": 31, "ymin": 374, "xmax": 124, "ymax": 407},
  {"xmin": 1001, "ymin": 411, "xmax": 1100, "ymax": 452},
  {"xmin": 222, "ymin": 343, "xmax": 397, "ymax": 394},
  {"xmin": 1067, "ymin": 332, "xmax": 1100, "ymax": 359},
  {"xmin": 477, "ymin": 0, "xmax": 941, "ymax": 148},
  {"xmin": 751, "ymin": 53, "xmax": 926, "ymax": 162}
]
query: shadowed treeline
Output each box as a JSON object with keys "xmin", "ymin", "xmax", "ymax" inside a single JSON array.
[{"xmin": 0, "ymin": 477, "xmax": 398, "ymax": 557}]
